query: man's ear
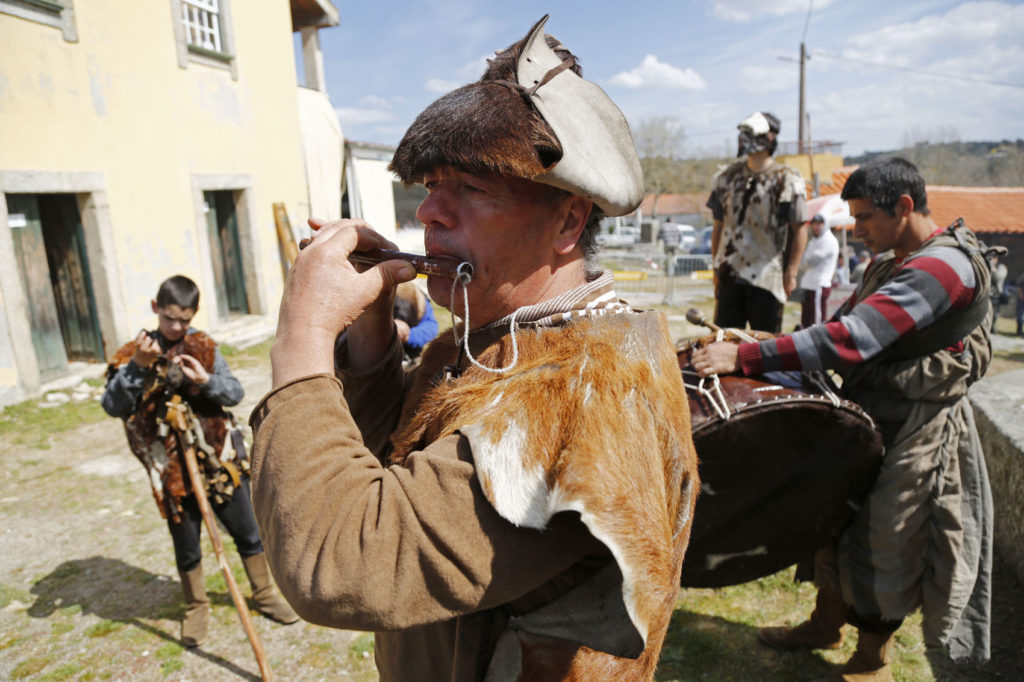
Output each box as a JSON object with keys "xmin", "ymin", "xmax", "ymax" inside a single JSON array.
[
  {"xmin": 553, "ymin": 196, "xmax": 593, "ymax": 256},
  {"xmin": 151, "ymin": 299, "xmax": 158, "ymax": 314},
  {"xmin": 897, "ymin": 194, "xmax": 915, "ymax": 216}
]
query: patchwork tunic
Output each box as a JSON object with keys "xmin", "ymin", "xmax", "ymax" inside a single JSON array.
[
  {"xmin": 249, "ymin": 272, "xmax": 699, "ymax": 681},
  {"xmin": 738, "ymin": 223, "xmax": 993, "ymax": 662},
  {"xmin": 706, "ymin": 158, "xmax": 808, "ymax": 303}
]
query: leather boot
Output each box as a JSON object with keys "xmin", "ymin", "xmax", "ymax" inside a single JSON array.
[
  {"xmin": 178, "ymin": 566, "xmax": 209, "ymax": 648},
  {"xmin": 758, "ymin": 585, "xmax": 847, "ymax": 650},
  {"xmin": 815, "ymin": 630, "xmax": 895, "ymax": 682},
  {"xmin": 242, "ymin": 553, "xmax": 299, "ymax": 624}
]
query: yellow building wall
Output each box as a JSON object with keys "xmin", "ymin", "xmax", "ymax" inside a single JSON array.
[
  {"xmin": 0, "ymin": 0, "xmax": 308, "ymax": 334},
  {"xmin": 775, "ymin": 153, "xmax": 845, "ymax": 190},
  {"xmin": 0, "ymin": 1, "xmax": 312, "ymax": 400}
]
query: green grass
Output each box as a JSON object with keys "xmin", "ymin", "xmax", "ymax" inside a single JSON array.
[
  {"xmin": 348, "ymin": 632, "xmax": 375, "ymax": 664},
  {"xmin": 11, "ymin": 655, "xmax": 55, "ymax": 679},
  {"xmin": 0, "ymin": 398, "xmax": 107, "ymax": 449},
  {"xmin": 156, "ymin": 641, "xmax": 185, "ymax": 675},
  {"xmin": 84, "ymin": 620, "xmax": 124, "ymax": 638},
  {"xmin": 35, "ymin": 662, "xmax": 83, "ymax": 681},
  {"xmin": 0, "ymin": 582, "xmax": 31, "ymax": 609},
  {"xmin": 218, "ymin": 337, "xmax": 275, "ymax": 369},
  {"xmin": 662, "ymin": 568, "xmax": 938, "ymax": 681}
]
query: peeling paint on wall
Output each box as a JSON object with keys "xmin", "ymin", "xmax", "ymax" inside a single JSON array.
[
  {"xmin": 196, "ymin": 75, "xmax": 241, "ymax": 125},
  {"xmin": 88, "ymin": 57, "xmax": 109, "ymax": 116}
]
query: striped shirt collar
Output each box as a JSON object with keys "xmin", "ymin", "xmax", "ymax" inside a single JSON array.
[{"xmin": 481, "ymin": 270, "xmax": 631, "ymax": 330}]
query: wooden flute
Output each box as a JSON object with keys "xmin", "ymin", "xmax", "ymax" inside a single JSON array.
[{"xmin": 299, "ymin": 239, "xmax": 472, "ymax": 281}]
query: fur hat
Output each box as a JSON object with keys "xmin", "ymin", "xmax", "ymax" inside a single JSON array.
[{"xmin": 390, "ymin": 15, "xmax": 643, "ymax": 217}]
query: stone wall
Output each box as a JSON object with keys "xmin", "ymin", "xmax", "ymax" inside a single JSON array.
[{"xmin": 969, "ymin": 368, "xmax": 1024, "ymax": 583}]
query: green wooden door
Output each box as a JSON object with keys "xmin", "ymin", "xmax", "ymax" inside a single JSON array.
[
  {"xmin": 204, "ymin": 190, "xmax": 249, "ymax": 316},
  {"xmin": 37, "ymin": 194, "xmax": 105, "ymax": 361},
  {"xmin": 7, "ymin": 194, "xmax": 69, "ymax": 378}
]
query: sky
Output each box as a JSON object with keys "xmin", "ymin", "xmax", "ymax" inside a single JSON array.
[{"xmin": 297, "ymin": 0, "xmax": 1024, "ymax": 160}]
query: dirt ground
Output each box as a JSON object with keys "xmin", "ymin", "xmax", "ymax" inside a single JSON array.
[
  {"xmin": 0, "ymin": 365, "xmax": 377, "ymax": 681},
  {"xmin": 2, "ymin": 329, "xmax": 1023, "ymax": 681}
]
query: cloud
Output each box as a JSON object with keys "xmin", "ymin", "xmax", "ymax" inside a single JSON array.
[
  {"xmin": 841, "ymin": 0, "xmax": 1024, "ymax": 78},
  {"xmin": 423, "ymin": 55, "xmax": 491, "ymax": 93},
  {"xmin": 425, "ymin": 78, "xmax": 460, "ymax": 93},
  {"xmin": 610, "ymin": 55, "xmax": 707, "ymax": 90},
  {"xmin": 334, "ymin": 106, "xmax": 396, "ymax": 127},
  {"xmin": 738, "ymin": 64, "xmax": 798, "ymax": 94},
  {"xmin": 712, "ymin": 0, "xmax": 836, "ymax": 23},
  {"xmin": 359, "ymin": 94, "xmax": 391, "ymax": 109}
]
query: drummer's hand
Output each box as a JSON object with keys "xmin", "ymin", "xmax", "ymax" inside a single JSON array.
[
  {"xmin": 272, "ymin": 217, "xmax": 416, "ymax": 388},
  {"xmin": 691, "ymin": 341, "xmax": 741, "ymax": 378}
]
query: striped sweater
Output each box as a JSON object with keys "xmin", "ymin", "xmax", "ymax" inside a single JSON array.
[{"xmin": 738, "ymin": 235, "xmax": 980, "ymax": 376}]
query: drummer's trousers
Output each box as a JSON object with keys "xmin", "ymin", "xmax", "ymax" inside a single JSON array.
[{"xmin": 813, "ymin": 544, "xmax": 902, "ymax": 634}]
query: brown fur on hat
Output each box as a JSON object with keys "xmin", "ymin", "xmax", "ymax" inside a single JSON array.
[{"xmin": 389, "ymin": 18, "xmax": 577, "ymax": 184}]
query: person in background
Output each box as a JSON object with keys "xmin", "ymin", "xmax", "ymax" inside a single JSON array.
[
  {"xmin": 102, "ymin": 275, "xmax": 298, "ymax": 648},
  {"xmin": 799, "ymin": 213, "xmax": 839, "ymax": 328},
  {"xmin": 1015, "ymin": 271, "xmax": 1024, "ymax": 336},
  {"xmin": 987, "ymin": 253, "xmax": 1008, "ymax": 332},
  {"xmin": 692, "ymin": 157, "xmax": 994, "ymax": 681},
  {"xmin": 392, "ymin": 280, "xmax": 438, "ymax": 362},
  {"xmin": 850, "ymin": 249, "xmax": 871, "ymax": 284},
  {"xmin": 707, "ymin": 111, "xmax": 809, "ymax": 333}
]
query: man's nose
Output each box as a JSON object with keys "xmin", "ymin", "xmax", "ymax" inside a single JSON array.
[{"xmin": 416, "ymin": 190, "xmax": 454, "ymax": 229}]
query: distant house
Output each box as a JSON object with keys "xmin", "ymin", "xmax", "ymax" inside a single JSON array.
[
  {"xmin": 0, "ymin": 0, "xmax": 341, "ymax": 407},
  {"xmin": 636, "ymin": 193, "xmax": 712, "ymax": 228}
]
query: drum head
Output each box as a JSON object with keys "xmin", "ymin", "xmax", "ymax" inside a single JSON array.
[{"xmin": 679, "ymin": 375, "xmax": 884, "ymax": 588}]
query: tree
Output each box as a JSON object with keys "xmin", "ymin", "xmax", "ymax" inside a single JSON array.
[{"xmin": 633, "ymin": 117, "xmax": 687, "ymax": 215}]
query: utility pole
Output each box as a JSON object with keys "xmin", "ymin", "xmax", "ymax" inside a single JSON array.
[{"xmin": 798, "ymin": 42, "xmax": 807, "ymax": 154}]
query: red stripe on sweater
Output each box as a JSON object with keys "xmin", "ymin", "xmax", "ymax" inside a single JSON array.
[
  {"xmin": 775, "ymin": 335, "xmax": 803, "ymax": 371},
  {"xmin": 827, "ymin": 321, "xmax": 864, "ymax": 365},
  {"xmin": 903, "ymin": 256, "xmax": 974, "ymax": 309},
  {"xmin": 738, "ymin": 342, "xmax": 764, "ymax": 376},
  {"xmin": 861, "ymin": 292, "xmax": 918, "ymax": 336}
]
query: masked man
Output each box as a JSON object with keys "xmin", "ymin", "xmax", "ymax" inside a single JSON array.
[
  {"xmin": 250, "ymin": 16, "xmax": 698, "ymax": 681},
  {"xmin": 693, "ymin": 157, "xmax": 994, "ymax": 681},
  {"xmin": 707, "ymin": 111, "xmax": 809, "ymax": 333}
]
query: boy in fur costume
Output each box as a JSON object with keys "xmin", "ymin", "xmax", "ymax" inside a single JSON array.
[
  {"xmin": 102, "ymin": 275, "xmax": 297, "ymax": 648},
  {"xmin": 250, "ymin": 15, "xmax": 699, "ymax": 682}
]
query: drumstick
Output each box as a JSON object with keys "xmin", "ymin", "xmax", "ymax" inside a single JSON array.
[
  {"xmin": 298, "ymin": 240, "xmax": 472, "ymax": 281},
  {"xmin": 686, "ymin": 308, "xmax": 722, "ymax": 333}
]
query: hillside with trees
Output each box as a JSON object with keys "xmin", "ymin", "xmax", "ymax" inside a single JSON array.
[{"xmin": 630, "ymin": 117, "xmax": 1024, "ymax": 197}]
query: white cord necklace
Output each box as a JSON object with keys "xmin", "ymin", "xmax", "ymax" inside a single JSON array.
[{"xmin": 448, "ymin": 263, "xmax": 520, "ymax": 375}]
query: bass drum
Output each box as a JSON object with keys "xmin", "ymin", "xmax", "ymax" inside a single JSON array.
[{"xmin": 676, "ymin": 342, "xmax": 884, "ymax": 588}]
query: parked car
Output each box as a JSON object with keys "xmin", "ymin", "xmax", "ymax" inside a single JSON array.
[
  {"xmin": 596, "ymin": 225, "xmax": 640, "ymax": 249},
  {"xmin": 691, "ymin": 226, "xmax": 713, "ymax": 254}
]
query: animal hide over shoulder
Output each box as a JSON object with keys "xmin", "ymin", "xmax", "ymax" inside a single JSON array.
[{"xmin": 392, "ymin": 311, "xmax": 699, "ymax": 679}]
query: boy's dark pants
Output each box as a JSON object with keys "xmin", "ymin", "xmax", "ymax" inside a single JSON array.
[{"xmin": 167, "ymin": 477, "xmax": 263, "ymax": 572}]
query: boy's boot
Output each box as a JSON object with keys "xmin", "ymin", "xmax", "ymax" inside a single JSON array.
[
  {"xmin": 178, "ymin": 566, "xmax": 210, "ymax": 648},
  {"xmin": 242, "ymin": 552, "xmax": 300, "ymax": 624},
  {"xmin": 758, "ymin": 585, "xmax": 847, "ymax": 650},
  {"xmin": 816, "ymin": 630, "xmax": 895, "ymax": 682}
]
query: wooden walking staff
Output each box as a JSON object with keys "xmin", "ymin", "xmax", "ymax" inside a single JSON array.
[{"xmin": 163, "ymin": 395, "xmax": 274, "ymax": 681}]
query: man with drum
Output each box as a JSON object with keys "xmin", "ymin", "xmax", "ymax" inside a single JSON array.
[
  {"xmin": 247, "ymin": 16, "xmax": 698, "ymax": 681},
  {"xmin": 693, "ymin": 157, "xmax": 994, "ymax": 680}
]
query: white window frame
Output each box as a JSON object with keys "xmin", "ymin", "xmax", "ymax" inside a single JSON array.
[
  {"xmin": 169, "ymin": 0, "xmax": 237, "ymax": 79},
  {"xmin": 0, "ymin": 0, "xmax": 78, "ymax": 42}
]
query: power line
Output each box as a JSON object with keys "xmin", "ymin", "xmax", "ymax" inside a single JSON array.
[
  {"xmin": 801, "ymin": 0, "xmax": 814, "ymax": 45},
  {"xmin": 812, "ymin": 50, "xmax": 1024, "ymax": 90}
]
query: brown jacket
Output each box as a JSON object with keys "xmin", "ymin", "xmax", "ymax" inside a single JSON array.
[{"xmin": 249, "ymin": 311, "xmax": 697, "ymax": 680}]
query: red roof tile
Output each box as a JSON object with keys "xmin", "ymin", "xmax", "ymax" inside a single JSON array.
[
  {"xmin": 638, "ymin": 192, "xmax": 709, "ymax": 217},
  {"xmin": 809, "ymin": 166, "xmax": 1024, "ymax": 234}
]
